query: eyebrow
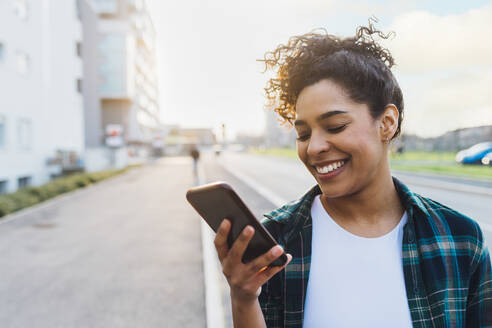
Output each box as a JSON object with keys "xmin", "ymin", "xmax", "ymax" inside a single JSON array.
[{"xmin": 294, "ymin": 110, "xmax": 348, "ymax": 127}]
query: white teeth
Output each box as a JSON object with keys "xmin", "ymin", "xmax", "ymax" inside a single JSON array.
[{"xmin": 316, "ymin": 160, "xmax": 345, "ymax": 174}]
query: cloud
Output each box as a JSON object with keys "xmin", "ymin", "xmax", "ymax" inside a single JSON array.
[
  {"xmin": 401, "ymin": 68, "xmax": 492, "ymax": 136},
  {"xmin": 384, "ymin": 5, "xmax": 492, "ymax": 73},
  {"xmin": 381, "ymin": 5, "xmax": 492, "ymax": 137},
  {"xmin": 148, "ymin": 0, "xmax": 492, "ymax": 139}
]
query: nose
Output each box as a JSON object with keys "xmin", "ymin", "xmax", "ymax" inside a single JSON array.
[{"xmin": 306, "ymin": 130, "xmax": 331, "ymax": 157}]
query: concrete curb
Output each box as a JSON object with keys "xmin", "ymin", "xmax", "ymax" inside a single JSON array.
[
  {"xmin": 217, "ymin": 159, "xmax": 492, "ymax": 234},
  {"xmin": 241, "ymin": 152, "xmax": 492, "ymax": 197},
  {"xmin": 196, "ymin": 163, "xmax": 226, "ymax": 328},
  {"xmin": 393, "ymin": 171, "xmax": 492, "ymax": 197}
]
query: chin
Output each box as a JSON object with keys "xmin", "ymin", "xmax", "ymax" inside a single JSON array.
[
  {"xmin": 314, "ymin": 177, "xmax": 346, "ymax": 197},
  {"xmin": 318, "ymin": 184, "xmax": 351, "ymax": 199}
]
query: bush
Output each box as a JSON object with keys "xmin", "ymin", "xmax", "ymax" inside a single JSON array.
[
  {"xmin": 8, "ymin": 191, "xmax": 39, "ymax": 211},
  {"xmin": 0, "ymin": 197, "xmax": 16, "ymax": 217},
  {"xmin": 0, "ymin": 167, "xmax": 130, "ymax": 218},
  {"xmin": 72, "ymin": 174, "xmax": 92, "ymax": 188}
]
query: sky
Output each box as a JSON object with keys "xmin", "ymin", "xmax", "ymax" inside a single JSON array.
[{"xmin": 147, "ymin": 0, "xmax": 492, "ymax": 140}]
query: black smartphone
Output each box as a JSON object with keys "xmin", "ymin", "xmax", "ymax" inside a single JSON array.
[{"xmin": 186, "ymin": 181, "xmax": 287, "ymax": 266}]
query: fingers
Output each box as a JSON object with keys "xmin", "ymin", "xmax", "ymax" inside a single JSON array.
[
  {"xmin": 214, "ymin": 219, "xmax": 231, "ymax": 262},
  {"xmin": 227, "ymin": 225, "xmax": 255, "ymax": 265},
  {"xmin": 214, "ymin": 220, "xmax": 292, "ymax": 291},
  {"xmin": 247, "ymin": 245, "xmax": 285, "ymax": 274},
  {"xmin": 256, "ymin": 254, "xmax": 292, "ymax": 286}
]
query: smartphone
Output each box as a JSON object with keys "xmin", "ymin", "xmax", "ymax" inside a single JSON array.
[{"xmin": 186, "ymin": 181, "xmax": 287, "ymax": 266}]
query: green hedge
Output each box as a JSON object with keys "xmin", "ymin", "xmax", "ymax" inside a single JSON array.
[{"xmin": 0, "ymin": 168, "xmax": 128, "ymax": 218}]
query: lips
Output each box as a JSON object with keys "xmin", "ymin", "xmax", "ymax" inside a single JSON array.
[
  {"xmin": 311, "ymin": 158, "xmax": 350, "ymax": 178},
  {"xmin": 314, "ymin": 160, "xmax": 346, "ymax": 174}
]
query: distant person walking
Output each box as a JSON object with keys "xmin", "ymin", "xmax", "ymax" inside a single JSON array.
[{"xmin": 190, "ymin": 145, "xmax": 200, "ymax": 175}]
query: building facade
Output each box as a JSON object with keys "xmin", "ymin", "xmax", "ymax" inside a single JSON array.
[
  {"xmin": 0, "ymin": 0, "xmax": 84, "ymax": 194},
  {"xmin": 402, "ymin": 125, "xmax": 492, "ymax": 152},
  {"xmin": 79, "ymin": 0, "xmax": 160, "ymax": 171},
  {"xmin": 264, "ymin": 106, "xmax": 297, "ymax": 149}
]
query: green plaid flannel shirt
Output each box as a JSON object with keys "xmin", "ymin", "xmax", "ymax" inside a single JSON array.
[{"xmin": 259, "ymin": 177, "xmax": 492, "ymax": 327}]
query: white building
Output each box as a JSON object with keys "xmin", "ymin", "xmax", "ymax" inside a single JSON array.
[
  {"xmin": 264, "ymin": 106, "xmax": 297, "ymax": 149},
  {"xmin": 0, "ymin": 0, "xmax": 84, "ymax": 194},
  {"xmin": 79, "ymin": 0, "xmax": 160, "ymax": 171}
]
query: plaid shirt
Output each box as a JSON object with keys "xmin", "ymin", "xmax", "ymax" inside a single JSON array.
[{"xmin": 259, "ymin": 177, "xmax": 492, "ymax": 327}]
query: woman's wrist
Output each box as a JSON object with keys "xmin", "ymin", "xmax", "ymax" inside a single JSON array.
[
  {"xmin": 230, "ymin": 290, "xmax": 259, "ymax": 307},
  {"xmin": 231, "ymin": 296, "xmax": 266, "ymax": 328}
]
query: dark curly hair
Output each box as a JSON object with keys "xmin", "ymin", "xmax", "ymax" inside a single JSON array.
[{"xmin": 259, "ymin": 19, "xmax": 404, "ymax": 140}]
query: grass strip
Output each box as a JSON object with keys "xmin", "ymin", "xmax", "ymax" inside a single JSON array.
[
  {"xmin": 0, "ymin": 165, "xmax": 139, "ymax": 218},
  {"xmin": 390, "ymin": 164, "xmax": 492, "ymax": 181},
  {"xmin": 249, "ymin": 148, "xmax": 492, "ymax": 180}
]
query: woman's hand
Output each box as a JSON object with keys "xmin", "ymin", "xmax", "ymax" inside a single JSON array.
[{"xmin": 214, "ymin": 218, "xmax": 292, "ymax": 305}]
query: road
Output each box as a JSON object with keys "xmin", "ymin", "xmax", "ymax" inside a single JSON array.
[
  {"xmin": 214, "ymin": 151, "xmax": 492, "ymax": 251},
  {"xmin": 202, "ymin": 151, "xmax": 492, "ymax": 326},
  {"xmin": 0, "ymin": 152, "xmax": 490, "ymax": 327}
]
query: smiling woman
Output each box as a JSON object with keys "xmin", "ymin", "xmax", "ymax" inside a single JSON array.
[{"xmin": 212, "ymin": 20, "xmax": 492, "ymax": 328}]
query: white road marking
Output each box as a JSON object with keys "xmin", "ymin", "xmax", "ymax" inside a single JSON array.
[
  {"xmin": 218, "ymin": 157, "xmax": 492, "ymax": 234},
  {"xmin": 217, "ymin": 160, "xmax": 287, "ymax": 208}
]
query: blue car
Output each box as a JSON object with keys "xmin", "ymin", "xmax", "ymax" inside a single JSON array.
[
  {"xmin": 455, "ymin": 142, "xmax": 492, "ymax": 164},
  {"xmin": 481, "ymin": 152, "xmax": 492, "ymax": 165}
]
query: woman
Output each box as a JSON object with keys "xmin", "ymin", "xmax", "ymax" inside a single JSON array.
[{"xmin": 214, "ymin": 23, "xmax": 492, "ymax": 327}]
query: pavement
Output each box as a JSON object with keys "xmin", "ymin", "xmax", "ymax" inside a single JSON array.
[
  {"xmin": 0, "ymin": 152, "xmax": 490, "ymax": 328},
  {"xmin": 0, "ymin": 157, "xmax": 207, "ymax": 328}
]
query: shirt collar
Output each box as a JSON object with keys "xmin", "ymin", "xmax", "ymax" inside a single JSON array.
[{"xmin": 263, "ymin": 177, "xmax": 427, "ymax": 241}]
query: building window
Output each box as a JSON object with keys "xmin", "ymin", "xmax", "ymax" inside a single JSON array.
[
  {"xmin": 0, "ymin": 115, "xmax": 5, "ymax": 149},
  {"xmin": 0, "ymin": 180, "xmax": 8, "ymax": 195},
  {"xmin": 17, "ymin": 118, "xmax": 31, "ymax": 149},
  {"xmin": 0, "ymin": 43, "xmax": 4, "ymax": 62},
  {"xmin": 17, "ymin": 176, "xmax": 31, "ymax": 189},
  {"xmin": 93, "ymin": 0, "xmax": 118, "ymax": 15},
  {"xmin": 76, "ymin": 42, "xmax": 82, "ymax": 57},
  {"xmin": 129, "ymin": 0, "xmax": 144, "ymax": 11},
  {"xmin": 75, "ymin": 0, "xmax": 82, "ymax": 19},
  {"xmin": 12, "ymin": 0, "xmax": 28, "ymax": 20},
  {"xmin": 77, "ymin": 78, "xmax": 82, "ymax": 93},
  {"xmin": 16, "ymin": 51, "xmax": 29, "ymax": 75}
]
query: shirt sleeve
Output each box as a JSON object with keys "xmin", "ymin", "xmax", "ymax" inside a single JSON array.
[
  {"xmin": 258, "ymin": 217, "xmax": 284, "ymax": 328},
  {"xmin": 258, "ymin": 276, "xmax": 284, "ymax": 328},
  {"xmin": 465, "ymin": 227, "xmax": 492, "ymax": 327}
]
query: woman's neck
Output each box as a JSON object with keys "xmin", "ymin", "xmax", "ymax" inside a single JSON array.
[{"xmin": 320, "ymin": 167, "xmax": 404, "ymax": 232}]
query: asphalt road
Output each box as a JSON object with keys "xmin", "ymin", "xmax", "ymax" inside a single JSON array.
[
  {"xmin": 0, "ymin": 153, "xmax": 489, "ymax": 328},
  {"xmin": 214, "ymin": 151, "xmax": 492, "ymax": 251},
  {"xmin": 0, "ymin": 158, "xmax": 206, "ymax": 328},
  {"xmin": 199, "ymin": 151, "xmax": 492, "ymax": 327}
]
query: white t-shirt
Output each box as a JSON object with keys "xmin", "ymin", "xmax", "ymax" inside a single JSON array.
[{"xmin": 303, "ymin": 195, "xmax": 413, "ymax": 328}]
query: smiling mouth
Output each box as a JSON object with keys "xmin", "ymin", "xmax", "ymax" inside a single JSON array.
[{"xmin": 313, "ymin": 159, "xmax": 349, "ymax": 174}]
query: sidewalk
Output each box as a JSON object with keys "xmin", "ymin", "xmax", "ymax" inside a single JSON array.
[{"xmin": 0, "ymin": 157, "xmax": 206, "ymax": 327}]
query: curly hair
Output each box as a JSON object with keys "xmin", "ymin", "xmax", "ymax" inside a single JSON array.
[{"xmin": 259, "ymin": 19, "xmax": 404, "ymax": 140}]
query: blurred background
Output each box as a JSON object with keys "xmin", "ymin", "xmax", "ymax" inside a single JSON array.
[
  {"xmin": 0, "ymin": 0, "xmax": 492, "ymax": 193},
  {"xmin": 0, "ymin": 0, "xmax": 491, "ymax": 327}
]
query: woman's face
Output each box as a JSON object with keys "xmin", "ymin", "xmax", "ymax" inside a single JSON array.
[{"xmin": 295, "ymin": 79, "xmax": 389, "ymax": 198}]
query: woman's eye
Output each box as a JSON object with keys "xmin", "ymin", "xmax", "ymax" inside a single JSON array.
[
  {"xmin": 326, "ymin": 124, "xmax": 347, "ymax": 133},
  {"xmin": 296, "ymin": 124, "xmax": 347, "ymax": 141}
]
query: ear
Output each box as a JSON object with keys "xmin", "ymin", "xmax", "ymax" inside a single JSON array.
[{"xmin": 379, "ymin": 104, "xmax": 399, "ymax": 142}]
